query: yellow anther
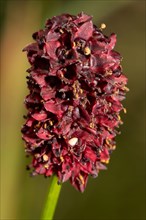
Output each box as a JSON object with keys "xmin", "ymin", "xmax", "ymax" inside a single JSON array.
[
  {"xmin": 106, "ymin": 139, "xmax": 110, "ymax": 146},
  {"xmin": 44, "ymin": 164, "xmax": 49, "ymax": 169},
  {"xmin": 112, "ymin": 145, "xmax": 116, "ymax": 150},
  {"xmin": 79, "ymin": 174, "xmax": 85, "ymax": 185},
  {"xmin": 59, "ymin": 29, "xmax": 64, "ymax": 34},
  {"xmin": 72, "ymin": 80, "xmax": 80, "ymax": 99},
  {"xmin": 100, "ymin": 23, "xmax": 106, "ymax": 30},
  {"xmin": 89, "ymin": 122, "xmax": 94, "ymax": 128},
  {"xmin": 43, "ymin": 154, "xmax": 49, "ymax": 161},
  {"xmin": 60, "ymin": 156, "xmax": 64, "ymax": 162},
  {"xmin": 73, "ymin": 41, "xmax": 76, "ymax": 48},
  {"xmin": 68, "ymin": 137, "xmax": 78, "ymax": 146},
  {"xmin": 106, "ymin": 139, "xmax": 114, "ymax": 149},
  {"xmin": 49, "ymin": 120, "xmax": 53, "ymax": 126},
  {"xmin": 123, "ymin": 86, "xmax": 129, "ymax": 92},
  {"xmin": 44, "ymin": 123, "xmax": 47, "ymax": 129},
  {"xmin": 118, "ymin": 115, "xmax": 121, "ymax": 121},
  {"xmin": 84, "ymin": 47, "xmax": 91, "ymax": 55},
  {"xmin": 106, "ymin": 138, "xmax": 116, "ymax": 150},
  {"xmin": 101, "ymin": 159, "xmax": 109, "ymax": 164},
  {"xmin": 75, "ymin": 93, "xmax": 79, "ymax": 99},
  {"xmin": 123, "ymin": 108, "xmax": 127, "ymax": 114}
]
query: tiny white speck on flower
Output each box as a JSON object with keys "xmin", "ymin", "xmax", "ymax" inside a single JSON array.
[
  {"xmin": 68, "ymin": 137, "xmax": 78, "ymax": 146},
  {"xmin": 43, "ymin": 154, "xmax": 48, "ymax": 161},
  {"xmin": 100, "ymin": 23, "xmax": 106, "ymax": 29}
]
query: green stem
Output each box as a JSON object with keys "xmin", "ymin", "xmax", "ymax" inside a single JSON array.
[{"xmin": 41, "ymin": 175, "xmax": 61, "ymax": 220}]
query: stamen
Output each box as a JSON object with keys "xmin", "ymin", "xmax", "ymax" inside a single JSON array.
[
  {"xmin": 101, "ymin": 159, "xmax": 109, "ymax": 164},
  {"xmin": 43, "ymin": 154, "xmax": 49, "ymax": 161},
  {"xmin": 84, "ymin": 47, "xmax": 91, "ymax": 55},
  {"xmin": 79, "ymin": 174, "xmax": 85, "ymax": 185},
  {"xmin": 44, "ymin": 123, "xmax": 47, "ymax": 129},
  {"xmin": 68, "ymin": 137, "xmax": 78, "ymax": 146},
  {"xmin": 123, "ymin": 108, "xmax": 127, "ymax": 114},
  {"xmin": 123, "ymin": 86, "xmax": 130, "ymax": 92},
  {"xmin": 72, "ymin": 42, "xmax": 76, "ymax": 48},
  {"xmin": 60, "ymin": 156, "xmax": 64, "ymax": 162},
  {"xmin": 44, "ymin": 164, "xmax": 49, "ymax": 169},
  {"xmin": 49, "ymin": 120, "xmax": 53, "ymax": 126},
  {"xmin": 100, "ymin": 23, "xmax": 106, "ymax": 30},
  {"xmin": 59, "ymin": 29, "xmax": 64, "ymax": 34}
]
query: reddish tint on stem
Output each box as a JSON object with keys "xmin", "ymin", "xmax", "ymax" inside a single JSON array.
[{"xmin": 22, "ymin": 12, "xmax": 128, "ymax": 192}]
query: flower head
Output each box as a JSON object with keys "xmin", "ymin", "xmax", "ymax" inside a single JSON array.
[{"xmin": 21, "ymin": 12, "xmax": 128, "ymax": 192}]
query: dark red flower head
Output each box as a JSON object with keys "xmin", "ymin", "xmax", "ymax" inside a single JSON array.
[{"xmin": 21, "ymin": 12, "xmax": 128, "ymax": 192}]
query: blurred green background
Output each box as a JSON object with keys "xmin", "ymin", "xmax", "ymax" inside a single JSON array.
[{"xmin": 0, "ymin": 0, "xmax": 145, "ymax": 220}]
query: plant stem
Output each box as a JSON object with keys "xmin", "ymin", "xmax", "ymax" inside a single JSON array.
[{"xmin": 41, "ymin": 175, "xmax": 61, "ymax": 220}]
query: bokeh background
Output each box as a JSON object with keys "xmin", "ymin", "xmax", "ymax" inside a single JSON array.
[{"xmin": 0, "ymin": 0, "xmax": 145, "ymax": 220}]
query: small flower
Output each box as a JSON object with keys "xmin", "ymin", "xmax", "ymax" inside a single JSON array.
[{"xmin": 21, "ymin": 12, "xmax": 128, "ymax": 192}]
